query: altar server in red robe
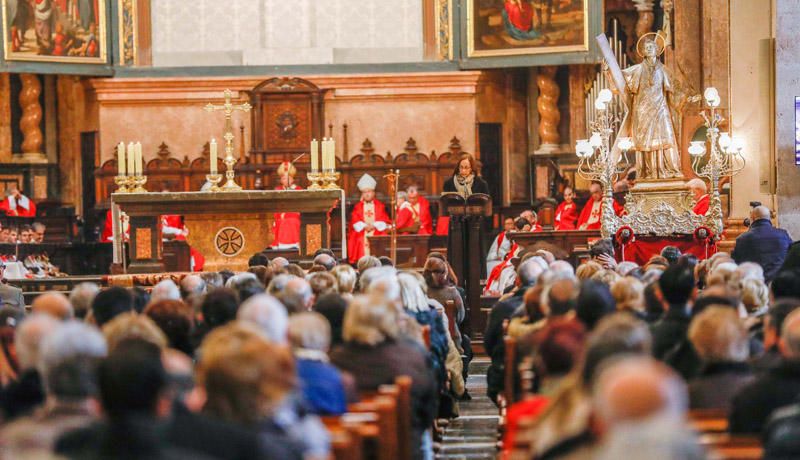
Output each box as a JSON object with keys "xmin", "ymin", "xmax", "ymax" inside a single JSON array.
[
  {"xmin": 487, "ymin": 217, "xmax": 516, "ymax": 274},
  {"xmin": 348, "ymin": 174, "xmax": 390, "ymax": 264},
  {"xmin": 406, "ymin": 185, "xmax": 433, "ymax": 235},
  {"xmin": 161, "ymin": 215, "xmax": 205, "ymax": 272},
  {"xmin": 554, "ymin": 186, "xmax": 579, "ymax": 230},
  {"xmin": 100, "ymin": 209, "xmax": 129, "ymax": 243},
  {"xmin": 578, "ymin": 183, "xmax": 604, "ymax": 231},
  {"xmin": 271, "ymin": 161, "xmax": 302, "ymax": 249},
  {"xmin": 688, "ymin": 178, "xmax": 710, "ymax": 215},
  {"xmin": 395, "ymin": 192, "xmax": 417, "ymax": 234},
  {"xmin": 0, "ymin": 188, "xmax": 36, "ymax": 217}
]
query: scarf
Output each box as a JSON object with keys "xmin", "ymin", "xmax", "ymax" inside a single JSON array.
[{"xmin": 453, "ymin": 174, "xmax": 475, "ymax": 199}]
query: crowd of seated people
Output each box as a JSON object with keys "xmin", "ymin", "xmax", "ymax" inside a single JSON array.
[
  {"xmin": 0, "ymin": 247, "xmax": 475, "ymax": 460},
  {"xmin": 488, "ymin": 205, "xmax": 800, "ymax": 458},
  {"xmin": 0, "ymin": 222, "xmax": 46, "ymax": 244}
]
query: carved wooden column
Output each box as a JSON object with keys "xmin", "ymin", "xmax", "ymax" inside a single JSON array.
[
  {"xmin": 535, "ymin": 66, "xmax": 560, "ymax": 153},
  {"xmin": 0, "ymin": 74, "xmax": 11, "ymax": 163},
  {"xmin": 18, "ymin": 74, "xmax": 45, "ymax": 162},
  {"xmin": 633, "ymin": 0, "xmax": 655, "ymax": 40}
]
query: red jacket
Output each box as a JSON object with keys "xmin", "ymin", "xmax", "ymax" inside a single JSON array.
[
  {"xmin": 577, "ymin": 198, "xmax": 602, "ymax": 230},
  {"xmin": 693, "ymin": 194, "xmax": 710, "ymax": 215},
  {"xmin": 554, "ymin": 201, "xmax": 578, "ymax": 230}
]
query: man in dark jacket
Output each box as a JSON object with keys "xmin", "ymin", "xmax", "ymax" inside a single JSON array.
[
  {"xmin": 729, "ymin": 309, "xmax": 800, "ymax": 434},
  {"xmin": 651, "ymin": 260, "xmax": 696, "ymax": 361},
  {"xmin": 484, "ymin": 258, "xmax": 544, "ymax": 404},
  {"xmin": 732, "ymin": 206, "xmax": 793, "ymax": 282}
]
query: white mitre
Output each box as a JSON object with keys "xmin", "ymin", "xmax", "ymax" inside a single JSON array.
[{"xmin": 357, "ymin": 173, "xmax": 377, "ymax": 192}]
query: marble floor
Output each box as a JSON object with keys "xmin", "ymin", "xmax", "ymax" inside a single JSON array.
[{"xmin": 437, "ymin": 357, "xmax": 499, "ymax": 460}]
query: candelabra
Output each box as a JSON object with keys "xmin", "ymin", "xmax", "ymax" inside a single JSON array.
[
  {"xmin": 688, "ymin": 87, "xmax": 746, "ymax": 236},
  {"xmin": 575, "ymin": 88, "xmax": 633, "ymax": 239},
  {"xmin": 114, "ymin": 141, "xmax": 147, "ymax": 193}
]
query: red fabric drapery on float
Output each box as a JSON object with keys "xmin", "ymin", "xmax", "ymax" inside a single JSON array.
[{"xmin": 616, "ymin": 235, "xmax": 717, "ymax": 265}]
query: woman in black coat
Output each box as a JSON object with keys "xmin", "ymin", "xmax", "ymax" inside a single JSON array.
[{"xmin": 442, "ymin": 154, "xmax": 490, "ymax": 198}]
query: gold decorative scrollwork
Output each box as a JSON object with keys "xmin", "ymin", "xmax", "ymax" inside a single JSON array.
[
  {"xmin": 118, "ymin": 0, "xmax": 137, "ymax": 66},
  {"xmin": 618, "ymin": 192, "xmax": 704, "ymax": 235}
]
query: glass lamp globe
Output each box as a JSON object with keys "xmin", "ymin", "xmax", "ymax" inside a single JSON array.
[
  {"xmin": 594, "ymin": 99, "xmax": 607, "ymax": 111},
  {"xmin": 589, "ymin": 132, "xmax": 603, "ymax": 148},
  {"xmin": 688, "ymin": 141, "xmax": 706, "ymax": 156},
  {"xmin": 575, "ymin": 140, "xmax": 592, "ymax": 158},
  {"xmin": 731, "ymin": 136, "xmax": 745, "ymax": 153},
  {"xmin": 704, "ymin": 87, "xmax": 720, "ymax": 107},
  {"xmin": 617, "ymin": 137, "xmax": 634, "ymax": 152},
  {"xmin": 718, "ymin": 132, "xmax": 732, "ymax": 151},
  {"xmin": 598, "ymin": 89, "xmax": 613, "ymax": 103}
]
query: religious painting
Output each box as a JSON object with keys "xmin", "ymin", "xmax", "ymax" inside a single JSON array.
[
  {"xmin": 467, "ymin": 0, "xmax": 589, "ymax": 58},
  {"xmin": 2, "ymin": 0, "xmax": 107, "ymax": 63}
]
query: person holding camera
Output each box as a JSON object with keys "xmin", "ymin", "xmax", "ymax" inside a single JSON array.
[{"xmin": 732, "ymin": 205, "xmax": 792, "ymax": 282}]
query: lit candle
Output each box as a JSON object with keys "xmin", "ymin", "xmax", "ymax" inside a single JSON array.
[
  {"xmin": 135, "ymin": 142, "xmax": 143, "ymax": 176},
  {"xmin": 210, "ymin": 139, "xmax": 218, "ymax": 174},
  {"xmin": 127, "ymin": 142, "xmax": 136, "ymax": 176},
  {"xmin": 117, "ymin": 142, "xmax": 126, "ymax": 176},
  {"xmin": 311, "ymin": 139, "xmax": 319, "ymax": 172}
]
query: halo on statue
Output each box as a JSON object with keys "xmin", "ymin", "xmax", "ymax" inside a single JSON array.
[{"xmin": 635, "ymin": 32, "xmax": 667, "ymax": 58}]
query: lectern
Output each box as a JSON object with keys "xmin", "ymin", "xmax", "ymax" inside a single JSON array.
[{"xmin": 440, "ymin": 192, "xmax": 491, "ymax": 330}]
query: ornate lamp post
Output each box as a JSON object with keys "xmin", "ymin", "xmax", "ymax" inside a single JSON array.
[
  {"xmin": 688, "ymin": 87, "xmax": 746, "ymax": 236},
  {"xmin": 575, "ymin": 89, "xmax": 633, "ymax": 238}
]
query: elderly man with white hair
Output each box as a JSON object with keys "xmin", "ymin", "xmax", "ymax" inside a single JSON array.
[
  {"xmin": 359, "ymin": 266, "xmax": 400, "ymax": 301},
  {"xmin": 238, "ymin": 293, "xmax": 289, "ymax": 344},
  {"xmin": 732, "ymin": 205, "xmax": 792, "ymax": 282},
  {"xmin": 1, "ymin": 314, "xmax": 60, "ymax": 419},
  {"xmin": 0, "ymin": 321, "xmax": 106, "ymax": 454},
  {"xmin": 686, "ymin": 178, "xmax": 709, "ymax": 215},
  {"xmin": 68, "ymin": 282, "xmax": 99, "ymax": 319},
  {"xmin": 592, "ymin": 356, "xmax": 706, "ymax": 460},
  {"xmin": 150, "ymin": 279, "xmax": 181, "ymax": 303},
  {"xmin": 275, "ymin": 277, "xmax": 315, "ymax": 314}
]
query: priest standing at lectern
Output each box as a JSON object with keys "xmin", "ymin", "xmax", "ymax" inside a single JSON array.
[
  {"xmin": 348, "ymin": 174, "xmax": 390, "ymax": 264},
  {"xmin": 577, "ymin": 183, "xmax": 603, "ymax": 231},
  {"xmin": 271, "ymin": 161, "xmax": 302, "ymax": 249}
]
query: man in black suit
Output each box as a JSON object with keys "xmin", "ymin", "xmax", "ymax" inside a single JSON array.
[
  {"xmin": 650, "ymin": 260, "xmax": 696, "ymax": 361},
  {"xmin": 732, "ymin": 206, "xmax": 793, "ymax": 282}
]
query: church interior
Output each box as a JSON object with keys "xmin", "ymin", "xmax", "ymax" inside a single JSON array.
[{"xmin": 1, "ymin": 0, "xmax": 800, "ymax": 459}]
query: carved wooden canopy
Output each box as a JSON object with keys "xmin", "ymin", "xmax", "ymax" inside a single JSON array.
[{"xmin": 247, "ymin": 77, "xmax": 327, "ymax": 163}]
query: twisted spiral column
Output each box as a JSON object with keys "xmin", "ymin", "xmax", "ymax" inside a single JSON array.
[
  {"xmin": 19, "ymin": 74, "xmax": 43, "ymax": 157},
  {"xmin": 536, "ymin": 66, "xmax": 561, "ymax": 151}
]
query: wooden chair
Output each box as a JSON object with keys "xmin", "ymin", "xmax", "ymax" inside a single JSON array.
[
  {"xmin": 377, "ymin": 376, "xmax": 413, "ymax": 460},
  {"xmin": 349, "ymin": 395, "xmax": 400, "ymax": 460},
  {"xmin": 444, "ymin": 299, "xmax": 458, "ymax": 339},
  {"xmin": 688, "ymin": 408, "xmax": 729, "ymax": 433},
  {"xmin": 323, "ymin": 418, "xmax": 365, "ymax": 460},
  {"xmin": 699, "ymin": 433, "xmax": 763, "ymax": 460}
]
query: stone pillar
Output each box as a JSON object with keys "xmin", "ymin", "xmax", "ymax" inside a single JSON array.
[
  {"xmin": 17, "ymin": 74, "xmax": 46, "ymax": 163},
  {"xmin": 775, "ymin": 0, "xmax": 800, "ymax": 238},
  {"xmin": 535, "ymin": 66, "xmax": 560, "ymax": 153},
  {"xmin": 633, "ymin": 0, "xmax": 655, "ymax": 41}
]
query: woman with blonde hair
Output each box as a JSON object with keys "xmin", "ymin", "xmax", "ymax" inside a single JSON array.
[
  {"xmin": 330, "ymin": 264, "xmax": 357, "ymax": 300},
  {"xmin": 331, "ymin": 295, "xmax": 437, "ymax": 459},
  {"xmin": 740, "ymin": 277, "xmax": 769, "ymax": 315},
  {"xmin": 611, "ymin": 277, "xmax": 645, "ymax": 316},
  {"xmin": 575, "ymin": 260, "xmax": 602, "ymax": 281}
]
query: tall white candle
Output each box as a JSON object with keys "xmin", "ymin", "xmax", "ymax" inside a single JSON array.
[
  {"xmin": 127, "ymin": 142, "xmax": 136, "ymax": 176},
  {"xmin": 311, "ymin": 139, "xmax": 319, "ymax": 172},
  {"xmin": 323, "ymin": 138, "xmax": 330, "ymax": 171},
  {"xmin": 117, "ymin": 142, "xmax": 126, "ymax": 176},
  {"xmin": 210, "ymin": 139, "xmax": 218, "ymax": 174},
  {"xmin": 135, "ymin": 142, "xmax": 143, "ymax": 176},
  {"xmin": 328, "ymin": 138, "xmax": 335, "ymax": 171}
]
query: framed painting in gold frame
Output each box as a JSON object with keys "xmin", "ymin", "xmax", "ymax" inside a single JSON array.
[
  {"xmin": 460, "ymin": 0, "xmax": 602, "ymax": 68},
  {"xmin": 2, "ymin": 0, "xmax": 108, "ymax": 64}
]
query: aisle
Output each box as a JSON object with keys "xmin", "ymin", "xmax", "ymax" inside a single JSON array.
[{"xmin": 436, "ymin": 357, "xmax": 499, "ymax": 459}]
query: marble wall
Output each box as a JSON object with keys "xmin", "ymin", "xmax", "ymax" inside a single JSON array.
[
  {"xmin": 151, "ymin": 0, "xmax": 424, "ymax": 66},
  {"xmin": 774, "ymin": 0, "xmax": 800, "ymax": 239}
]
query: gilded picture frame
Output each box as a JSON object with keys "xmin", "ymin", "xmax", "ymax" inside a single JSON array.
[
  {"xmin": 2, "ymin": 0, "xmax": 108, "ymax": 64},
  {"xmin": 467, "ymin": 0, "xmax": 589, "ymax": 58}
]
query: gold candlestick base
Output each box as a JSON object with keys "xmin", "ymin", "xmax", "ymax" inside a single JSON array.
[
  {"xmin": 129, "ymin": 175, "xmax": 148, "ymax": 193},
  {"xmin": 221, "ymin": 155, "xmax": 241, "ymax": 191},
  {"xmin": 322, "ymin": 171, "xmax": 341, "ymax": 190},
  {"xmin": 307, "ymin": 171, "xmax": 324, "ymax": 190},
  {"xmin": 114, "ymin": 175, "xmax": 131, "ymax": 193},
  {"xmin": 205, "ymin": 173, "xmax": 222, "ymax": 192}
]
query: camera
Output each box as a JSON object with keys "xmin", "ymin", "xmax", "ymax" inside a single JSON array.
[{"xmin": 749, "ymin": 201, "xmax": 762, "ymax": 208}]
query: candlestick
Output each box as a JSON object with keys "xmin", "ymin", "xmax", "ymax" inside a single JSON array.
[
  {"xmin": 117, "ymin": 142, "xmax": 126, "ymax": 176},
  {"xmin": 134, "ymin": 142, "xmax": 143, "ymax": 176},
  {"xmin": 210, "ymin": 138, "xmax": 218, "ymax": 174},
  {"xmin": 328, "ymin": 138, "xmax": 335, "ymax": 171},
  {"xmin": 323, "ymin": 138, "xmax": 330, "ymax": 171},
  {"xmin": 311, "ymin": 139, "xmax": 319, "ymax": 172},
  {"xmin": 127, "ymin": 142, "xmax": 135, "ymax": 176}
]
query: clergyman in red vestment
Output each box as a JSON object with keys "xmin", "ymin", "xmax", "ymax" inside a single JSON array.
[
  {"xmin": 688, "ymin": 178, "xmax": 710, "ymax": 215},
  {"xmin": 0, "ymin": 189, "xmax": 36, "ymax": 217},
  {"xmin": 554, "ymin": 186, "xmax": 579, "ymax": 231},
  {"xmin": 577, "ymin": 183, "xmax": 603, "ymax": 231},
  {"xmin": 271, "ymin": 161, "xmax": 302, "ymax": 249},
  {"xmin": 348, "ymin": 174, "xmax": 390, "ymax": 264}
]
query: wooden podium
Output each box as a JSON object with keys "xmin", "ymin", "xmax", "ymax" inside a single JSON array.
[
  {"xmin": 111, "ymin": 190, "xmax": 345, "ymax": 273},
  {"xmin": 440, "ymin": 192, "xmax": 491, "ymax": 331}
]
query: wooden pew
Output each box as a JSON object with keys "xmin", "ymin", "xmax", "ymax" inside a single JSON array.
[
  {"xmin": 349, "ymin": 396, "xmax": 399, "ymax": 460},
  {"xmin": 688, "ymin": 408, "xmax": 728, "ymax": 433},
  {"xmin": 699, "ymin": 434, "xmax": 763, "ymax": 460}
]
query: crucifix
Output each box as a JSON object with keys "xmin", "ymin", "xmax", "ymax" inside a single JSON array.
[{"xmin": 204, "ymin": 89, "xmax": 252, "ymax": 191}]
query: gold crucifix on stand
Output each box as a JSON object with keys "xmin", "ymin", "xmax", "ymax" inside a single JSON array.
[{"xmin": 204, "ymin": 89, "xmax": 252, "ymax": 191}]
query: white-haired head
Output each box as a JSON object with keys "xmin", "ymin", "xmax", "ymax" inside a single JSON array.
[
  {"xmin": 360, "ymin": 266, "xmax": 400, "ymax": 302},
  {"xmin": 237, "ymin": 294, "xmax": 289, "ymax": 344},
  {"xmin": 225, "ymin": 272, "xmax": 258, "ymax": 290},
  {"xmin": 151, "ymin": 279, "xmax": 181, "ymax": 303},
  {"xmin": 38, "ymin": 321, "xmax": 107, "ymax": 399},
  {"xmin": 15, "ymin": 314, "xmax": 60, "ymax": 370}
]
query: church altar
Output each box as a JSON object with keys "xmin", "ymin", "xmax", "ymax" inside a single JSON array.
[{"xmin": 111, "ymin": 190, "xmax": 345, "ymax": 273}]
